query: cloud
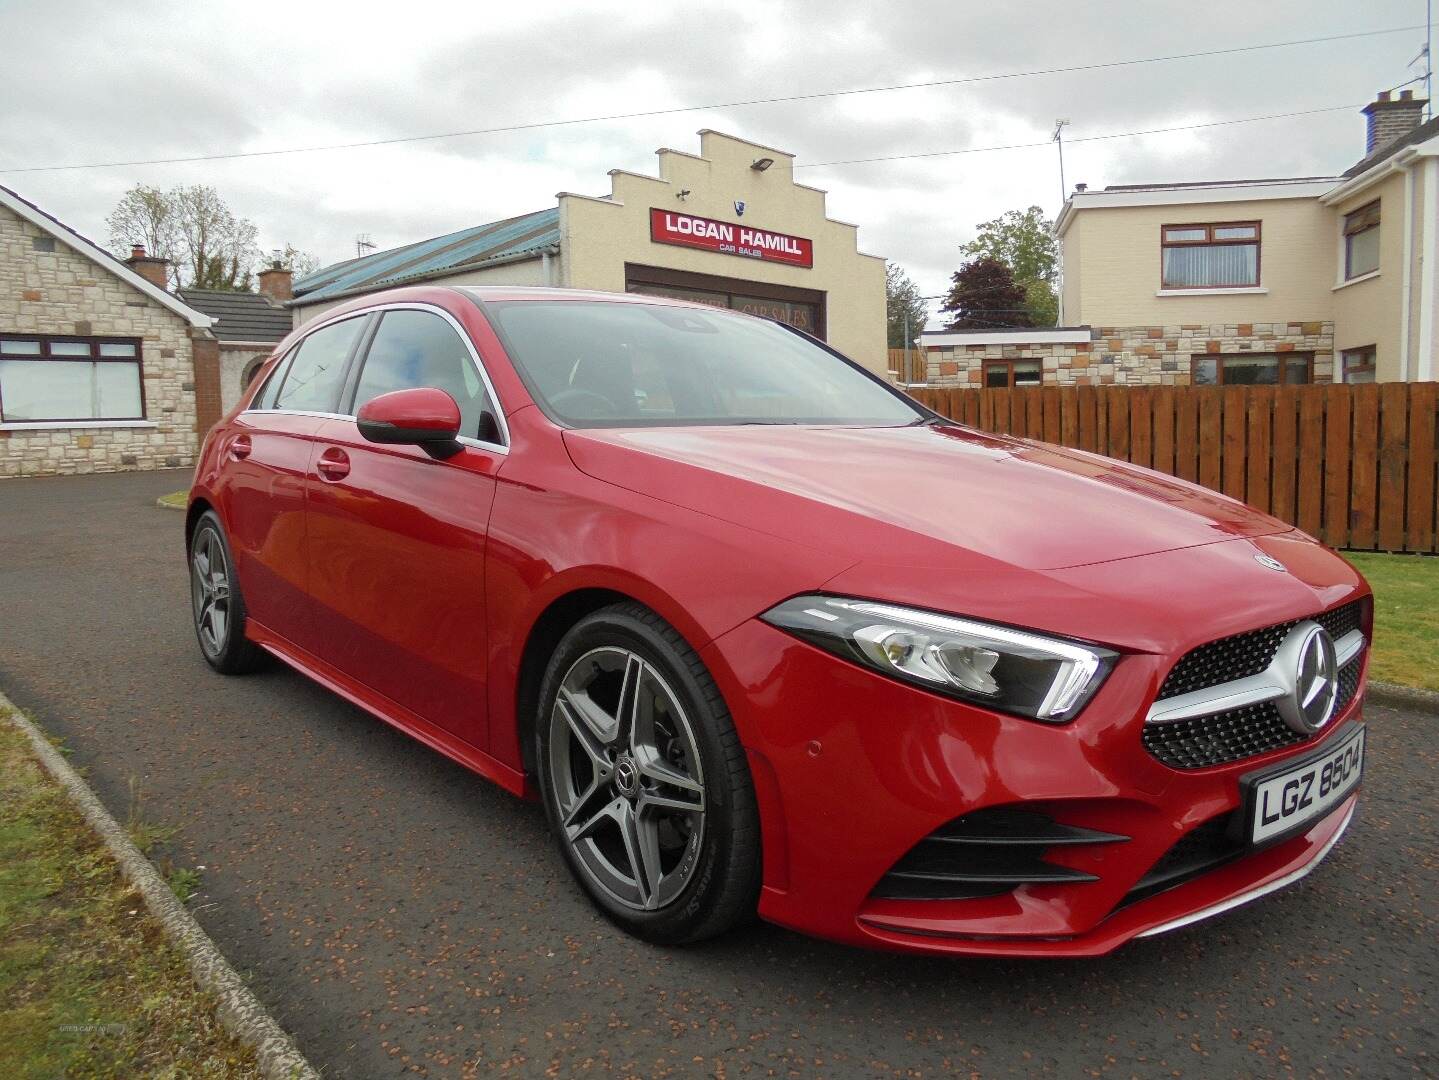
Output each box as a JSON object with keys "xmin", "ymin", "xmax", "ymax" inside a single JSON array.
[{"xmin": 0, "ymin": 0, "xmax": 1423, "ymax": 321}]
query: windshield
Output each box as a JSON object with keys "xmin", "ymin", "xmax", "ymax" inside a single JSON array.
[{"xmin": 482, "ymin": 299, "xmax": 923, "ymax": 427}]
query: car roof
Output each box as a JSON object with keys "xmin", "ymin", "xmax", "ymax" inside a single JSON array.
[{"xmin": 454, "ymin": 285, "xmax": 707, "ymax": 307}]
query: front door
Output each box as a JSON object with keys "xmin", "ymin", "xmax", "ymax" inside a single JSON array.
[{"xmin": 304, "ymin": 307, "xmax": 504, "ymax": 747}]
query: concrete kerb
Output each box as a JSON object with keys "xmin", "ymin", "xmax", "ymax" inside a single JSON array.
[
  {"xmin": 1366, "ymin": 680, "xmax": 1439, "ymax": 714},
  {"xmin": 0, "ymin": 689, "xmax": 319, "ymax": 1080}
]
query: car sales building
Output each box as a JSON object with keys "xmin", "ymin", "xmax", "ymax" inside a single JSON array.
[{"xmin": 291, "ymin": 130, "xmax": 889, "ymax": 373}]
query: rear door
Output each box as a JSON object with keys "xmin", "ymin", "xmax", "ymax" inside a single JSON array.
[
  {"xmin": 305, "ymin": 305, "xmax": 504, "ymax": 747},
  {"xmin": 221, "ymin": 313, "xmax": 370, "ymax": 649}
]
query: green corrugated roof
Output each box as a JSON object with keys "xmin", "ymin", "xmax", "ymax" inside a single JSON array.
[{"xmin": 293, "ymin": 206, "xmax": 559, "ymax": 305}]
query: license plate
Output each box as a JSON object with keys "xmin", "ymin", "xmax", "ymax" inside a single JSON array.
[{"xmin": 1248, "ymin": 726, "xmax": 1365, "ymax": 845}]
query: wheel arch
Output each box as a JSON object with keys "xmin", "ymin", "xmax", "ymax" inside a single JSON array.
[
  {"xmin": 508, "ymin": 566, "xmax": 739, "ymax": 774},
  {"xmin": 184, "ymin": 496, "xmax": 214, "ymax": 551},
  {"xmin": 513, "ymin": 587, "xmax": 636, "ymax": 777}
]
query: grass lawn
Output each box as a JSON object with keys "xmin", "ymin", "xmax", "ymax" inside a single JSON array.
[
  {"xmin": 1343, "ymin": 552, "xmax": 1439, "ymax": 691},
  {"xmin": 0, "ymin": 712, "xmax": 259, "ymax": 1079},
  {"xmin": 157, "ymin": 491, "xmax": 187, "ymax": 510}
]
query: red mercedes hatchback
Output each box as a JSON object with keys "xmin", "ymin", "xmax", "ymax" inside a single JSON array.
[{"xmin": 186, "ymin": 286, "xmax": 1368, "ymax": 956}]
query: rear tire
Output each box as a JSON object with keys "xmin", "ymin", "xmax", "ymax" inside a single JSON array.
[
  {"xmin": 189, "ymin": 510, "xmax": 266, "ymax": 675},
  {"xmin": 535, "ymin": 602, "xmax": 760, "ymax": 944}
]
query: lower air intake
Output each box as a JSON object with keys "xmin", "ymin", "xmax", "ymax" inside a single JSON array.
[{"xmin": 871, "ymin": 807, "xmax": 1126, "ymax": 901}]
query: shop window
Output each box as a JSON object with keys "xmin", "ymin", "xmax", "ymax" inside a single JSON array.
[
  {"xmin": 1343, "ymin": 201, "xmax": 1380, "ymax": 280},
  {"xmin": 732, "ymin": 295, "xmax": 820, "ymax": 335},
  {"xmin": 625, "ymin": 269, "xmax": 824, "ymax": 339},
  {"xmin": 627, "ymin": 283, "xmax": 728, "ymax": 310},
  {"xmin": 1161, "ymin": 222, "xmax": 1260, "ymax": 288},
  {"xmin": 983, "ymin": 359, "xmax": 1043, "ymax": 388},
  {"xmin": 1341, "ymin": 345, "xmax": 1377, "ymax": 384},
  {"xmin": 0, "ymin": 335, "xmax": 144, "ymax": 422},
  {"xmin": 1192, "ymin": 352, "xmax": 1311, "ymax": 386}
]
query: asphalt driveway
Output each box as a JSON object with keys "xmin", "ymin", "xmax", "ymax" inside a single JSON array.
[{"xmin": 0, "ymin": 470, "xmax": 1434, "ymax": 1078}]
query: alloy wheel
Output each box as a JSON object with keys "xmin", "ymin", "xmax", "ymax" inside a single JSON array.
[
  {"xmin": 191, "ymin": 528, "xmax": 231, "ymax": 657},
  {"xmin": 546, "ymin": 646, "xmax": 707, "ymax": 911}
]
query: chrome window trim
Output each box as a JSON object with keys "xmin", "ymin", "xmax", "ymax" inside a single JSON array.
[
  {"xmin": 238, "ymin": 409, "xmax": 351, "ymax": 422},
  {"xmin": 245, "ymin": 302, "xmax": 510, "ymax": 455},
  {"xmin": 1146, "ymin": 627, "xmax": 1366, "ymax": 726}
]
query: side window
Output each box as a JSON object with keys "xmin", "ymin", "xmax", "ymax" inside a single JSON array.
[
  {"xmin": 353, "ymin": 310, "xmax": 497, "ymax": 441},
  {"xmin": 274, "ymin": 317, "xmax": 366, "ymax": 413},
  {"xmin": 249, "ymin": 347, "xmax": 295, "ymax": 410}
]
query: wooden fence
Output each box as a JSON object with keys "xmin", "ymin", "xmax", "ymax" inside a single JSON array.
[
  {"xmin": 904, "ymin": 383, "xmax": 1439, "ymax": 554},
  {"xmin": 888, "ymin": 348, "xmax": 924, "ymax": 384}
]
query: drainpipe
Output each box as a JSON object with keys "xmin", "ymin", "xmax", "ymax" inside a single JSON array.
[
  {"xmin": 540, "ymin": 245, "xmax": 560, "ymax": 287},
  {"xmin": 1400, "ymin": 159, "xmax": 1416, "ymax": 381},
  {"xmin": 1420, "ymin": 158, "xmax": 1438, "ymax": 382}
]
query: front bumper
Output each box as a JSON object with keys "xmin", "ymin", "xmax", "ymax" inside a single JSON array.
[{"xmin": 702, "ymin": 618, "xmax": 1364, "ymax": 958}]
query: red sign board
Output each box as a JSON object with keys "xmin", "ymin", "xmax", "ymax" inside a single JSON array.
[{"xmin": 649, "ymin": 209, "xmax": 814, "ymax": 268}]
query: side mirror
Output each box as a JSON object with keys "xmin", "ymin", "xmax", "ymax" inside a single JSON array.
[{"xmin": 356, "ymin": 387, "xmax": 463, "ymax": 458}]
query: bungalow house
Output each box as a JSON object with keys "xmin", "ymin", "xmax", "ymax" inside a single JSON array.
[
  {"xmin": 0, "ymin": 183, "xmax": 223, "ymax": 476},
  {"xmin": 922, "ymin": 91, "xmax": 1439, "ymax": 387}
]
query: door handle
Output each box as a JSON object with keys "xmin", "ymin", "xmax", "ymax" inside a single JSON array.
[
  {"xmin": 229, "ymin": 434, "xmax": 252, "ymax": 460},
  {"xmin": 316, "ymin": 446, "xmax": 350, "ymax": 481}
]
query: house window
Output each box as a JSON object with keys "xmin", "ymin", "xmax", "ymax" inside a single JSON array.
[
  {"xmin": 0, "ymin": 336, "xmax": 144, "ymax": 422},
  {"xmin": 983, "ymin": 359, "xmax": 1043, "ymax": 388},
  {"xmin": 1192, "ymin": 352, "xmax": 1311, "ymax": 386},
  {"xmin": 1161, "ymin": 222, "xmax": 1260, "ymax": 288},
  {"xmin": 1343, "ymin": 201, "xmax": 1380, "ymax": 279},
  {"xmin": 1341, "ymin": 345, "xmax": 1377, "ymax": 384}
]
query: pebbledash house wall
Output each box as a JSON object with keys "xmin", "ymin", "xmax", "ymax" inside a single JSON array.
[
  {"xmin": 925, "ymin": 322, "xmax": 1336, "ymax": 386},
  {"xmin": 0, "ymin": 203, "xmax": 203, "ymax": 476}
]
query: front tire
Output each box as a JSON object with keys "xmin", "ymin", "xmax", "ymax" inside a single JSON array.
[
  {"xmin": 535, "ymin": 603, "xmax": 760, "ymax": 944},
  {"xmin": 189, "ymin": 510, "xmax": 265, "ymax": 675}
]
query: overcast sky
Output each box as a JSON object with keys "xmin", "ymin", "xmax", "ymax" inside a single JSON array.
[{"xmin": 1, "ymin": 0, "xmax": 1429, "ymax": 325}]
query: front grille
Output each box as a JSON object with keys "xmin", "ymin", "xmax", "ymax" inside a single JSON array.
[
  {"xmin": 1156, "ymin": 599, "xmax": 1366, "ymax": 701},
  {"xmin": 1120, "ymin": 812, "xmax": 1246, "ymax": 908},
  {"xmin": 1336, "ymin": 658, "xmax": 1362, "ymax": 712},
  {"xmin": 871, "ymin": 807, "xmax": 1126, "ymax": 901},
  {"xmin": 1145, "ymin": 598, "xmax": 1368, "ymax": 770},
  {"xmin": 1143, "ymin": 701, "xmax": 1304, "ymax": 769},
  {"xmin": 1157, "ymin": 623, "xmax": 1291, "ymax": 700},
  {"xmin": 1317, "ymin": 602, "xmax": 1364, "ymax": 641}
]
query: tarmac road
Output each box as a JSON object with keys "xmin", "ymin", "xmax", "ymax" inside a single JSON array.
[{"xmin": 0, "ymin": 470, "xmax": 1433, "ymax": 1078}]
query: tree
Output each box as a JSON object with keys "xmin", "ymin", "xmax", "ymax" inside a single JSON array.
[
  {"xmin": 939, "ymin": 257, "xmax": 1031, "ymax": 330},
  {"xmin": 885, "ymin": 262, "xmax": 929, "ymax": 349},
  {"xmin": 172, "ymin": 185, "xmax": 258, "ymax": 291},
  {"xmin": 107, "ymin": 184, "xmax": 260, "ymax": 291},
  {"xmin": 273, "ymin": 244, "xmax": 320, "ymax": 279},
  {"xmin": 105, "ymin": 185, "xmax": 181, "ymax": 287},
  {"xmin": 959, "ymin": 205, "xmax": 1059, "ymax": 326}
]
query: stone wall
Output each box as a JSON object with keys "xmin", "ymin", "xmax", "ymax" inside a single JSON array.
[
  {"xmin": 0, "ymin": 203, "xmax": 201, "ymax": 477},
  {"xmin": 926, "ymin": 322, "xmax": 1337, "ymax": 386}
]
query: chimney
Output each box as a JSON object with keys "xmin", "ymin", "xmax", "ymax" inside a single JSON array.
[
  {"xmin": 257, "ymin": 261, "xmax": 293, "ymax": 304},
  {"xmin": 1362, "ymin": 89, "xmax": 1427, "ymax": 157},
  {"xmin": 1073, "ymin": 183, "xmax": 1087, "ymax": 193},
  {"xmin": 124, "ymin": 244, "xmax": 170, "ymax": 290}
]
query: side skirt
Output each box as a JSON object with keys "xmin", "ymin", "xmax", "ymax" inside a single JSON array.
[{"xmin": 245, "ymin": 620, "xmax": 531, "ymax": 798}]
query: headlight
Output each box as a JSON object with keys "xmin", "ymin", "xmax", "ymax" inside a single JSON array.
[{"xmin": 760, "ymin": 595, "xmax": 1116, "ymax": 722}]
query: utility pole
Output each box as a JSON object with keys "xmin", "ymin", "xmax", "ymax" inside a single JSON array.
[
  {"xmin": 1429, "ymin": 0, "xmax": 1434, "ymax": 120},
  {"xmin": 1052, "ymin": 119, "xmax": 1070, "ymax": 207},
  {"xmin": 902, "ymin": 308, "xmax": 911, "ymax": 384}
]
